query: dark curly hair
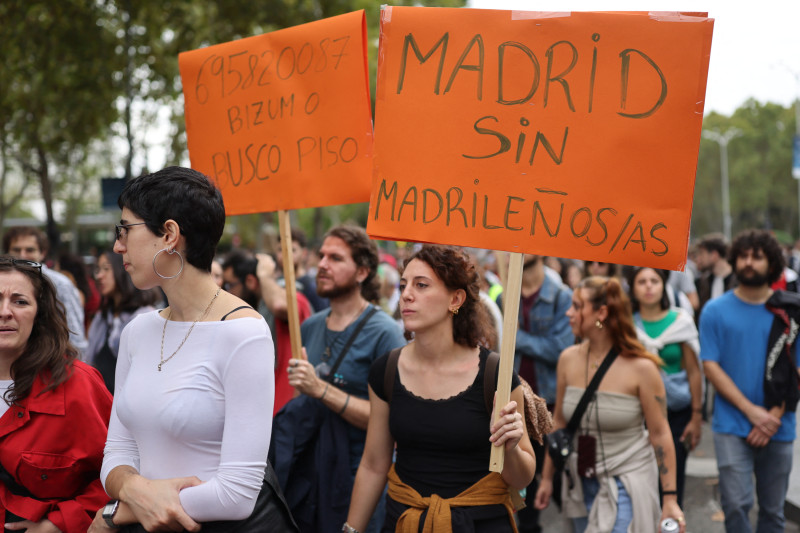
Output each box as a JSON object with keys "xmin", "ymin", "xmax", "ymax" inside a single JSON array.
[
  {"xmin": 1, "ymin": 256, "xmax": 78, "ymax": 405},
  {"xmin": 118, "ymin": 166, "xmax": 225, "ymax": 271},
  {"xmin": 728, "ymin": 229, "xmax": 785, "ymax": 285},
  {"xmin": 324, "ymin": 226, "xmax": 380, "ymax": 303},
  {"xmin": 404, "ymin": 245, "xmax": 494, "ymax": 348}
]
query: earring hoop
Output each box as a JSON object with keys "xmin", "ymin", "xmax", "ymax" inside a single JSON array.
[
  {"xmin": 595, "ymin": 319, "xmax": 604, "ymax": 330},
  {"xmin": 153, "ymin": 248, "xmax": 184, "ymax": 280}
]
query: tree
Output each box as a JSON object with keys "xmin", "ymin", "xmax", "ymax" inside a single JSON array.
[
  {"xmin": 0, "ymin": 0, "xmax": 123, "ymax": 253},
  {"xmin": 119, "ymin": 0, "xmax": 464, "ymax": 245},
  {"xmin": 693, "ymin": 100, "xmax": 797, "ymax": 240},
  {"xmin": 0, "ymin": 0, "xmax": 466, "ymax": 253}
]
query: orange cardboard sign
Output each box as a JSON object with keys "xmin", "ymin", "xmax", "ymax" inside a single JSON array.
[
  {"xmin": 179, "ymin": 11, "xmax": 373, "ymax": 215},
  {"xmin": 367, "ymin": 8, "xmax": 714, "ymax": 270}
]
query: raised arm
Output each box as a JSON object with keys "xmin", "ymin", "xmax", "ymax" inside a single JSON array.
[{"xmin": 255, "ymin": 253, "xmax": 289, "ymax": 320}]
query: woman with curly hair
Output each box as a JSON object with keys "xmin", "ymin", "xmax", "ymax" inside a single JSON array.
[{"xmin": 344, "ymin": 244, "xmax": 535, "ymax": 533}]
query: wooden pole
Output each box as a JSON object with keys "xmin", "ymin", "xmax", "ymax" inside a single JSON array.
[
  {"xmin": 278, "ymin": 210, "xmax": 303, "ymax": 359},
  {"xmin": 494, "ymin": 250, "xmax": 509, "ymax": 294},
  {"xmin": 489, "ymin": 252, "xmax": 524, "ymax": 473}
]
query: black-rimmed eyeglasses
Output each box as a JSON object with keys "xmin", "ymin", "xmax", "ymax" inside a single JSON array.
[
  {"xmin": 0, "ymin": 257, "xmax": 43, "ymax": 274},
  {"xmin": 115, "ymin": 222, "xmax": 147, "ymax": 241}
]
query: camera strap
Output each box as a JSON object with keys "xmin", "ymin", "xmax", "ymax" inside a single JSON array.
[{"xmin": 566, "ymin": 347, "xmax": 619, "ymax": 435}]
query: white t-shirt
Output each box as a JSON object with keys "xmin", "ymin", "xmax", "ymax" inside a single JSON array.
[{"xmin": 101, "ymin": 311, "xmax": 275, "ymax": 521}]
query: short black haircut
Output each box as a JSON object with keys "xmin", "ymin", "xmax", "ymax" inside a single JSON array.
[
  {"xmin": 118, "ymin": 167, "xmax": 225, "ymax": 271},
  {"xmin": 698, "ymin": 233, "xmax": 728, "ymax": 258},
  {"xmin": 728, "ymin": 229, "xmax": 784, "ymax": 285}
]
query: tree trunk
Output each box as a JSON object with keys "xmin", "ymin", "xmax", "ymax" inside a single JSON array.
[{"xmin": 36, "ymin": 145, "xmax": 59, "ymax": 258}]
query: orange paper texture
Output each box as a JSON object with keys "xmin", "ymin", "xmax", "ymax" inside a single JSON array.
[
  {"xmin": 367, "ymin": 8, "xmax": 714, "ymax": 270},
  {"xmin": 179, "ymin": 11, "xmax": 373, "ymax": 215}
]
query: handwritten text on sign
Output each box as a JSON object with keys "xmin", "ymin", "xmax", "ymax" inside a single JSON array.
[
  {"xmin": 367, "ymin": 9, "xmax": 713, "ymax": 270},
  {"xmin": 180, "ymin": 10, "xmax": 373, "ymax": 215}
]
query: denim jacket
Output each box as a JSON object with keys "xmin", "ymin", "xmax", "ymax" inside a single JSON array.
[{"xmin": 514, "ymin": 275, "xmax": 574, "ymax": 404}]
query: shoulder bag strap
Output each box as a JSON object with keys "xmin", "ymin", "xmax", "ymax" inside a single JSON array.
[
  {"xmin": 565, "ymin": 347, "xmax": 619, "ymax": 435},
  {"xmin": 326, "ymin": 305, "xmax": 379, "ymax": 382},
  {"xmin": 384, "ymin": 347, "xmax": 403, "ymax": 403},
  {"xmin": 0, "ymin": 461, "xmax": 34, "ymax": 498}
]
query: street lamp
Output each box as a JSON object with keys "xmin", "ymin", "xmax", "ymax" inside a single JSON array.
[{"xmin": 702, "ymin": 128, "xmax": 741, "ymax": 242}]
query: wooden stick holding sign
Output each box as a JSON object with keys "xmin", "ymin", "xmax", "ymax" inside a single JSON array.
[
  {"xmin": 494, "ymin": 251, "xmax": 509, "ymax": 297},
  {"xmin": 489, "ymin": 252, "xmax": 524, "ymax": 473},
  {"xmin": 278, "ymin": 210, "xmax": 303, "ymax": 360}
]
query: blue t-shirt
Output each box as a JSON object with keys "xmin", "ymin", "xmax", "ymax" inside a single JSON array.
[
  {"xmin": 301, "ymin": 304, "xmax": 405, "ymax": 471},
  {"xmin": 699, "ymin": 291, "xmax": 796, "ymax": 441}
]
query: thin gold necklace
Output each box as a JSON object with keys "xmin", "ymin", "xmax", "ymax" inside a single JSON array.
[
  {"xmin": 586, "ymin": 343, "xmax": 604, "ymax": 372},
  {"xmin": 159, "ymin": 287, "xmax": 221, "ymax": 371}
]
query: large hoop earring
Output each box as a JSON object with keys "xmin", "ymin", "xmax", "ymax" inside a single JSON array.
[{"xmin": 153, "ymin": 248, "xmax": 184, "ymax": 280}]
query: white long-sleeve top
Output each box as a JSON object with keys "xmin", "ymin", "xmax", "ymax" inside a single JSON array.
[{"xmin": 101, "ymin": 311, "xmax": 275, "ymax": 521}]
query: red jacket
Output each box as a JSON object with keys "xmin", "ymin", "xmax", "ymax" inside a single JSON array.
[{"xmin": 0, "ymin": 360, "xmax": 113, "ymax": 532}]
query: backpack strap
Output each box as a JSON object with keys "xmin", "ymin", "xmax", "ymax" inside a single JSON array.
[
  {"xmin": 384, "ymin": 347, "xmax": 403, "ymax": 403},
  {"xmin": 484, "ymin": 351, "xmax": 501, "ymax": 414}
]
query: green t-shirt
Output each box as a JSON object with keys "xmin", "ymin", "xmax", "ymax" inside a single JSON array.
[{"xmin": 641, "ymin": 309, "xmax": 683, "ymax": 374}]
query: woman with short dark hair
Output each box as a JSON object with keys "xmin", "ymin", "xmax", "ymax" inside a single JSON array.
[
  {"xmin": 0, "ymin": 256, "xmax": 112, "ymax": 533},
  {"xmin": 90, "ymin": 167, "xmax": 295, "ymax": 532}
]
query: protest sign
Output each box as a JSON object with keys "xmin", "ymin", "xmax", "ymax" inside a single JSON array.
[
  {"xmin": 367, "ymin": 8, "xmax": 714, "ymax": 270},
  {"xmin": 179, "ymin": 10, "xmax": 373, "ymax": 215}
]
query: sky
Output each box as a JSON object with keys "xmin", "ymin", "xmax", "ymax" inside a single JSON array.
[{"xmin": 467, "ymin": 0, "xmax": 800, "ymax": 116}]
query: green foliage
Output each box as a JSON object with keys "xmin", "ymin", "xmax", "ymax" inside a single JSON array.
[
  {"xmin": 0, "ymin": 0, "xmax": 123, "ymax": 247},
  {"xmin": 125, "ymin": 0, "xmax": 468, "ymax": 162},
  {"xmin": 693, "ymin": 99, "xmax": 798, "ymax": 239}
]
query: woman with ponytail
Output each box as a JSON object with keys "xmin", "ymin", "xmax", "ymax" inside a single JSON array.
[{"xmin": 535, "ymin": 276, "xmax": 686, "ymax": 533}]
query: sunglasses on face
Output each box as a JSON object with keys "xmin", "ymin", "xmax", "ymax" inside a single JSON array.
[{"xmin": 0, "ymin": 257, "xmax": 43, "ymax": 274}]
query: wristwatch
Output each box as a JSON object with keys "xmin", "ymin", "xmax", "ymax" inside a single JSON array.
[{"xmin": 102, "ymin": 499, "xmax": 120, "ymax": 528}]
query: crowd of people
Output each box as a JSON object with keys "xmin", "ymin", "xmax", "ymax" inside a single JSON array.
[{"xmin": 0, "ymin": 165, "xmax": 797, "ymax": 533}]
